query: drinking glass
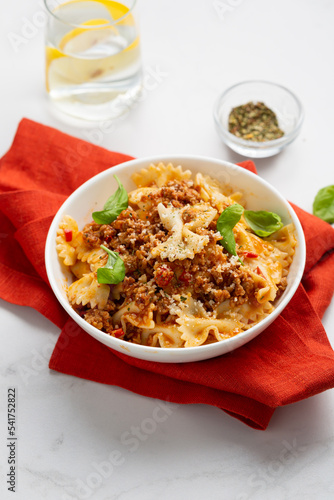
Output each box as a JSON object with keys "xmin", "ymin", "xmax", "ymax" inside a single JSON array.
[{"xmin": 44, "ymin": 0, "xmax": 142, "ymax": 120}]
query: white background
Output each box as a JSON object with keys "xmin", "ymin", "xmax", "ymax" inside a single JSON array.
[{"xmin": 1, "ymin": 0, "xmax": 334, "ymax": 499}]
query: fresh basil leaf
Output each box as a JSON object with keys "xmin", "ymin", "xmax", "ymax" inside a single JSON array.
[
  {"xmin": 244, "ymin": 210, "xmax": 283, "ymax": 237},
  {"xmin": 92, "ymin": 175, "xmax": 128, "ymax": 224},
  {"xmin": 313, "ymin": 185, "xmax": 334, "ymax": 223},
  {"xmin": 217, "ymin": 203, "xmax": 244, "ymax": 256},
  {"xmin": 97, "ymin": 245, "xmax": 125, "ymax": 284}
]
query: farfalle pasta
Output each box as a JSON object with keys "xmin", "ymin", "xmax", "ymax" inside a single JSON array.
[{"xmin": 56, "ymin": 162, "xmax": 297, "ymax": 348}]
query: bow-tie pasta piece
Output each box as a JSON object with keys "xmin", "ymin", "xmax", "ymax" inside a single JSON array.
[
  {"xmin": 151, "ymin": 203, "xmax": 217, "ymax": 261},
  {"xmin": 68, "ymin": 273, "xmax": 109, "ymax": 310},
  {"xmin": 132, "ymin": 162, "xmax": 191, "ymax": 188},
  {"xmin": 56, "ymin": 215, "xmax": 81, "ymax": 266}
]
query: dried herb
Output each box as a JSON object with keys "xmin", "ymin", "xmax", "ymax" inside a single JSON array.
[{"xmin": 228, "ymin": 101, "xmax": 284, "ymax": 142}]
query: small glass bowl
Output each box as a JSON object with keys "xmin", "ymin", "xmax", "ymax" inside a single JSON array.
[{"xmin": 213, "ymin": 80, "xmax": 304, "ymax": 158}]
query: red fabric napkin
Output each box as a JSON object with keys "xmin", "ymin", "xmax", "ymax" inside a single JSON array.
[{"xmin": 1, "ymin": 118, "xmax": 334, "ymax": 430}]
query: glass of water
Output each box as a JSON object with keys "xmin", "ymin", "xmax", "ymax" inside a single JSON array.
[{"xmin": 44, "ymin": 0, "xmax": 142, "ymax": 120}]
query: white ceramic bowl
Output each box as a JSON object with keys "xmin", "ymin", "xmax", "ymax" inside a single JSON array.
[{"xmin": 45, "ymin": 155, "xmax": 306, "ymax": 363}]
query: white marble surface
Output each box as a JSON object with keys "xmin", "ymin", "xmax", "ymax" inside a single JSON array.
[{"xmin": 1, "ymin": 0, "xmax": 334, "ymax": 499}]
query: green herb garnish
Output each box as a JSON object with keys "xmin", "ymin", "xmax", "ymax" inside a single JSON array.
[
  {"xmin": 180, "ymin": 296, "xmax": 187, "ymax": 302},
  {"xmin": 97, "ymin": 245, "xmax": 125, "ymax": 284},
  {"xmin": 313, "ymin": 185, "xmax": 334, "ymax": 223},
  {"xmin": 217, "ymin": 203, "xmax": 244, "ymax": 256},
  {"xmin": 92, "ymin": 175, "xmax": 128, "ymax": 224},
  {"xmin": 243, "ymin": 210, "xmax": 283, "ymax": 237}
]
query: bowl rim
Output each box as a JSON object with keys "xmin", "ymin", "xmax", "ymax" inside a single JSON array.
[
  {"xmin": 45, "ymin": 154, "xmax": 306, "ymax": 359},
  {"xmin": 213, "ymin": 79, "xmax": 304, "ymax": 149}
]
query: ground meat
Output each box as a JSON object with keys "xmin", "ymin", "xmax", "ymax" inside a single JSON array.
[
  {"xmin": 100, "ymin": 225, "xmax": 116, "ymax": 243},
  {"xmin": 82, "ymin": 222, "xmax": 103, "ymax": 247},
  {"xmin": 84, "ymin": 309, "xmax": 112, "ymax": 330},
  {"xmin": 147, "ymin": 180, "xmax": 202, "ymax": 208},
  {"xmin": 122, "ymin": 276, "xmax": 136, "ymax": 290},
  {"xmin": 155, "ymin": 291, "xmax": 174, "ymax": 315},
  {"xmin": 276, "ymin": 277, "xmax": 287, "ymax": 299},
  {"xmin": 121, "ymin": 278, "xmax": 156, "ymax": 311},
  {"xmin": 193, "ymin": 275, "xmax": 212, "ymax": 294},
  {"xmin": 104, "ymin": 300, "xmax": 117, "ymax": 312}
]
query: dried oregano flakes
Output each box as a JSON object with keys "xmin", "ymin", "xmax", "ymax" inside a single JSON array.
[{"xmin": 228, "ymin": 101, "xmax": 285, "ymax": 142}]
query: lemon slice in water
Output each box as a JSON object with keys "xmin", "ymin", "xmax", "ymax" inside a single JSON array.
[{"xmin": 46, "ymin": 0, "xmax": 138, "ymax": 93}]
